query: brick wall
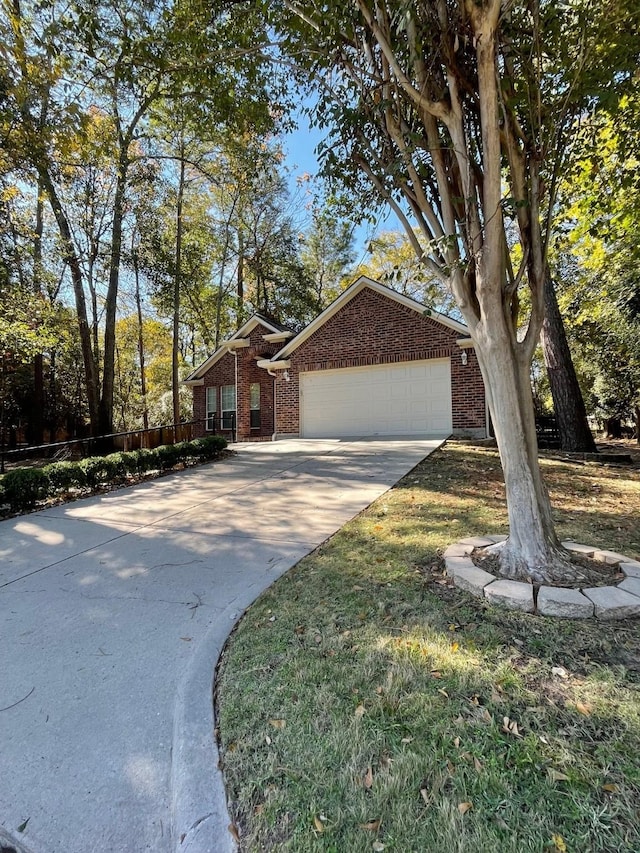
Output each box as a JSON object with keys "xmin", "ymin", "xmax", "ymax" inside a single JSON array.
[
  {"xmin": 191, "ymin": 351, "xmax": 236, "ymax": 438},
  {"xmin": 192, "ymin": 288, "xmax": 487, "ymax": 440},
  {"xmin": 235, "ymin": 325, "xmax": 280, "ymax": 440},
  {"xmin": 275, "ymin": 287, "xmax": 486, "ymax": 437},
  {"xmin": 192, "ymin": 323, "xmax": 282, "ymax": 441},
  {"xmin": 451, "ymin": 348, "xmax": 486, "ymax": 435}
]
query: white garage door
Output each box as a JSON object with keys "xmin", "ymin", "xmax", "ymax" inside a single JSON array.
[{"xmin": 300, "ymin": 359, "xmax": 452, "ymax": 438}]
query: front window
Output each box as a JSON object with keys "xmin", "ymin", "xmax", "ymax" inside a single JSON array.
[
  {"xmin": 221, "ymin": 384, "xmax": 236, "ymax": 430},
  {"xmin": 205, "ymin": 387, "xmax": 217, "ymax": 431},
  {"xmin": 250, "ymin": 382, "xmax": 261, "ymax": 429}
]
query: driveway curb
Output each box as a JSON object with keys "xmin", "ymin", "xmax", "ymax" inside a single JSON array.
[{"xmin": 171, "ymin": 601, "xmax": 239, "ymax": 853}]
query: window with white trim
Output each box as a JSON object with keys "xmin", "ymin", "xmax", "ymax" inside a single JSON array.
[
  {"xmin": 205, "ymin": 387, "xmax": 217, "ymax": 431},
  {"xmin": 250, "ymin": 382, "xmax": 261, "ymax": 429},
  {"xmin": 221, "ymin": 384, "xmax": 236, "ymax": 430}
]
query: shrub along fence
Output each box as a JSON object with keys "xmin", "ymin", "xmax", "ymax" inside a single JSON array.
[
  {"xmin": 1, "ymin": 418, "xmax": 236, "ymax": 473},
  {"xmin": 0, "ymin": 435, "xmax": 227, "ymax": 514}
]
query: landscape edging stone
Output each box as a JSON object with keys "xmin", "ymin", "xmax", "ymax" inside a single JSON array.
[{"xmin": 445, "ymin": 538, "xmax": 640, "ymax": 621}]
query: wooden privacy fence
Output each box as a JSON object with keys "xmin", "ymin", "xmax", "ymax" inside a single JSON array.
[{"xmin": 1, "ymin": 417, "xmax": 235, "ymax": 471}]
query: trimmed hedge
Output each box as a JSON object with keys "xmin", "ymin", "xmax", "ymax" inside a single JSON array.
[
  {"xmin": 42, "ymin": 460, "xmax": 86, "ymax": 491},
  {"xmin": 1, "ymin": 467, "xmax": 49, "ymax": 511},
  {"xmin": 0, "ymin": 435, "xmax": 227, "ymax": 514}
]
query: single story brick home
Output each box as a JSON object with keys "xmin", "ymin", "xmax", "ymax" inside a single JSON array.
[{"xmin": 184, "ymin": 276, "xmax": 488, "ymax": 442}]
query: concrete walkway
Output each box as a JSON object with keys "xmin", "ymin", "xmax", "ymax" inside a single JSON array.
[{"xmin": 0, "ymin": 437, "xmax": 443, "ymax": 853}]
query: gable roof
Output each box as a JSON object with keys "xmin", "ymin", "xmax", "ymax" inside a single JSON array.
[
  {"xmin": 272, "ymin": 276, "xmax": 470, "ymax": 361},
  {"xmin": 183, "ymin": 314, "xmax": 291, "ymax": 384}
]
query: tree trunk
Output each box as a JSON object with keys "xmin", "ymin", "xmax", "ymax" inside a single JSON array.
[
  {"xmin": 133, "ymin": 252, "xmax": 149, "ymax": 432},
  {"xmin": 635, "ymin": 405, "xmax": 640, "ymax": 444},
  {"xmin": 39, "ymin": 168, "xmax": 100, "ymax": 433},
  {"xmin": 100, "ymin": 153, "xmax": 128, "ymax": 436},
  {"xmin": 475, "ymin": 327, "xmax": 577, "ymax": 584},
  {"xmin": 88, "ymin": 257, "xmax": 100, "ymax": 366},
  {"xmin": 237, "ymin": 228, "xmax": 245, "ymax": 325},
  {"xmin": 541, "ymin": 272, "xmax": 597, "ymax": 452},
  {"xmin": 32, "ymin": 185, "xmax": 45, "ymax": 444},
  {"xmin": 173, "ymin": 151, "xmax": 185, "ymax": 427},
  {"xmin": 606, "ymin": 418, "xmax": 622, "ymax": 439}
]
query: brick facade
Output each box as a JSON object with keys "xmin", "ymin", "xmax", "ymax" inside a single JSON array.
[
  {"xmin": 192, "ymin": 351, "xmax": 236, "ymax": 439},
  {"xmin": 192, "ymin": 323, "xmax": 281, "ymax": 441},
  {"xmin": 190, "ymin": 283, "xmax": 487, "ymax": 441},
  {"xmin": 275, "ymin": 287, "xmax": 486, "ymax": 438},
  {"xmin": 235, "ymin": 326, "xmax": 280, "ymax": 441}
]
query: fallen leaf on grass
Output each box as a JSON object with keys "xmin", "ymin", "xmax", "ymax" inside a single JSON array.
[
  {"xmin": 359, "ymin": 820, "xmax": 381, "ymax": 832},
  {"xmin": 502, "ymin": 716, "xmax": 522, "ymax": 738},
  {"xmin": 602, "ymin": 783, "xmax": 618, "ymax": 793},
  {"xmin": 438, "ymin": 688, "xmax": 449, "ymax": 699},
  {"xmin": 355, "ymin": 704, "xmax": 366, "ymax": 720},
  {"xmin": 551, "ymin": 666, "xmax": 569, "ymax": 679},
  {"xmin": 265, "ymin": 735, "xmax": 272, "ymax": 745},
  {"xmin": 474, "ymin": 757, "xmax": 483, "ymax": 773},
  {"xmin": 372, "ymin": 842, "xmax": 385, "ymax": 852},
  {"xmin": 451, "ymin": 641, "xmax": 460, "ymax": 652},
  {"xmin": 401, "ymin": 736, "xmax": 413, "ymax": 744},
  {"xmin": 228, "ymin": 823, "xmax": 240, "ymax": 843},
  {"xmin": 269, "ymin": 719, "xmax": 285, "ymax": 729},
  {"xmin": 575, "ymin": 701, "xmax": 592, "ymax": 716},
  {"xmin": 313, "ymin": 815, "xmax": 325, "ymax": 833},
  {"xmin": 458, "ymin": 802, "xmax": 473, "ymax": 815},
  {"xmin": 364, "ymin": 766, "xmax": 374, "ymax": 789},
  {"xmin": 551, "ymin": 833, "xmax": 567, "ymax": 852},
  {"xmin": 547, "ymin": 768, "xmax": 570, "ymax": 783},
  {"xmin": 454, "ymin": 736, "xmax": 460, "ymax": 748},
  {"xmin": 493, "ymin": 814, "xmax": 509, "ymax": 831}
]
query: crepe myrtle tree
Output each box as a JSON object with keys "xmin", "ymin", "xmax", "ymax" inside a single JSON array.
[{"xmin": 277, "ymin": 0, "xmax": 639, "ymax": 582}]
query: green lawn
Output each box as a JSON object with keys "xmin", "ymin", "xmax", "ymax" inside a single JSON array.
[{"xmin": 215, "ymin": 443, "xmax": 640, "ymax": 853}]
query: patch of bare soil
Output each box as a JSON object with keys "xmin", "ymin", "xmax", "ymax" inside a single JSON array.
[{"xmin": 473, "ymin": 550, "xmax": 623, "ymax": 589}]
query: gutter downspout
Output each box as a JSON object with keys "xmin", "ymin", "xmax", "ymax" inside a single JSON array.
[
  {"xmin": 266, "ymin": 368, "xmax": 277, "ymax": 440},
  {"xmin": 233, "ymin": 350, "xmax": 238, "ymax": 443}
]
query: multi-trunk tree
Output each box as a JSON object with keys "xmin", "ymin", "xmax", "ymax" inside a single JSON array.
[{"xmin": 278, "ymin": 0, "xmax": 640, "ymax": 581}]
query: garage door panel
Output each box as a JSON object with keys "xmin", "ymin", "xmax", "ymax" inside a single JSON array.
[{"xmin": 300, "ymin": 359, "xmax": 452, "ymax": 438}]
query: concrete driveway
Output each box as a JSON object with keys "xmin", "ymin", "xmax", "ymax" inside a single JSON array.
[{"xmin": 0, "ymin": 437, "xmax": 443, "ymax": 853}]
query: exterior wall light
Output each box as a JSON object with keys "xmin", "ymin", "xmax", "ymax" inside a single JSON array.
[
  {"xmin": 461, "ymin": 351, "xmax": 468, "ymax": 366},
  {"xmin": 283, "ymin": 370, "xmax": 291, "ymax": 381}
]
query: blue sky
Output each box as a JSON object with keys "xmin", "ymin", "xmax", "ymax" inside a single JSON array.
[{"xmin": 282, "ymin": 108, "xmax": 395, "ymax": 263}]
